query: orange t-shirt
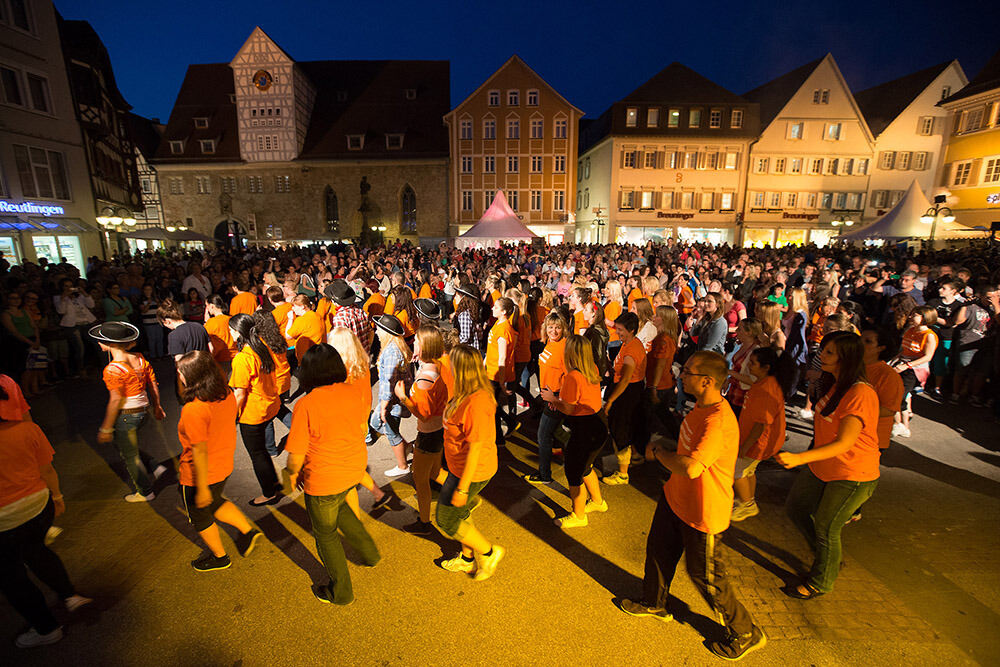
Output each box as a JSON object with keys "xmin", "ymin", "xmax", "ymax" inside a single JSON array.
[
  {"xmin": 316, "ymin": 298, "xmax": 334, "ymax": 336},
  {"xmin": 364, "ymin": 292, "xmax": 386, "ymax": 318},
  {"xmin": 438, "ymin": 353, "xmax": 454, "ymax": 398},
  {"xmin": 739, "ymin": 375, "xmax": 786, "ymax": 460},
  {"xmin": 418, "ymin": 283, "xmax": 433, "ymax": 300},
  {"xmin": 287, "ymin": 311, "xmax": 325, "ymax": 347},
  {"xmin": 271, "ymin": 302, "xmax": 292, "ymax": 328},
  {"xmin": 0, "ymin": 375, "xmax": 30, "ymax": 421},
  {"xmin": 572, "ymin": 310, "xmax": 588, "ymax": 336},
  {"xmin": 627, "ymin": 288, "xmax": 643, "ymax": 312},
  {"xmin": 270, "ymin": 345, "xmax": 291, "ymax": 394},
  {"xmin": 102, "ymin": 356, "xmax": 155, "ymax": 403},
  {"xmin": 664, "ymin": 399, "xmax": 739, "ymax": 535},
  {"xmin": 409, "ymin": 368, "xmax": 448, "ymax": 423},
  {"xmin": 538, "ymin": 338, "xmax": 567, "ymax": 392},
  {"xmin": 395, "ymin": 309, "xmax": 417, "ymax": 337},
  {"xmin": 485, "ymin": 318, "xmax": 516, "ymax": 383},
  {"xmin": 558, "ymin": 369, "xmax": 602, "ymax": 416},
  {"xmin": 809, "ymin": 382, "xmax": 881, "ymax": 482},
  {"xmin": 229, "ymin": 292, "xmax": 257, "ymax": 316},
  {"xmin": 605, "ymin": 301, "xmax": 623, "ymax": 342},
  {"xmin": 900, "ymin": 327, "xmax": 936, "ymax": 361},
  {"xmin": 614, "ymin": 336, "xmax": 647, "ymax": 384},
  {"xmin": 177, "ymin": 392, "xmax": 238, "ymax": 486},
  {"xmin": 531, "ymin": 304, "xmax": 546, "ymax": 341},
  {"xmin": 808, "ymin": 311, "xmax": 827, "ymax": 345},
  {"xmin": 443, "ymin": 389, "xmax": 498, "ymax": 481},
  {"xmin": 385, "ymin": 287, "xmax": 417, "ymax": 317},
  {"xmin": 645, "ymin": 334, "xmax": 677, "ymax": 390},
  {"xmin": 0, "ymin": 420, "xmax": 52, "ymax": 507},
  {"xmin": 678, "ymin": 286, "xmax": 695, "ymax": 314},
  {"xmin": 204, "ymin": 314, "xmax": 236, "ymax": 363},
  {"xmin": 514, "ymin": 313, "xmax": 532, "ymax": 363},
  {"xmin": 229, "ymin": 346, "xmax": 280, "ymax": 425},
  {"xmin": 286, "ymin": 379, "xmax": 372, "ymax": 496},
  {"xmin": 865, "ymin": 362, "xmax": 904, "ymax": 449}
]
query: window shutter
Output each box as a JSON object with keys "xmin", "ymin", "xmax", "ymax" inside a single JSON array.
[
  {"xmin": 620, "ymin": 150, "xmax": 627, "ymax": 168},
  {"xmin": 656, "ymin": 151, "xmax": 665, "ymax": 169},
  {"xmin": 920, "ymin": 152, "xmax": 930, "ymax": 170},
  {"xmin": 968, "ymin": 158, "xmax": 983, "ymax": 185},
  {"xmin": 939, "ymin": 163, "xmax": 952, "ymax": 186},
  {"xmin": 716, "ymin": 151, "xmax": 724, "ymax": 170}
]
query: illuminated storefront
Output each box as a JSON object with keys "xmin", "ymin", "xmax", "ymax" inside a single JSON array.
[
  {"xmin": 0, "ymin": 199, "xmax": 99, "ymax": 274},
  {"xmin": 742, "ymin": 226, "xmax": 838, "ymax": 248}
]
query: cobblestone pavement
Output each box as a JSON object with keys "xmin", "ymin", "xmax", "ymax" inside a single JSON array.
[{"xmin": 1, "ymin": 362, "xmax": 997, "ymax": 666}]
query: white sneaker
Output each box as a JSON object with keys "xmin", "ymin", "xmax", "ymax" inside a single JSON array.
[
  {"xmin": 124, "ymin": 492, "xmax": 155, "ymax": 503},
  {"xmin": 152, "ymin": 464, "xmax": 168, "ymax": 480},
  {"xmin": 584, "ymin": 499, "xmax": 608, "ymax": 513},
  {"xmin": 383, "ymin": 466, "xmax": 410, "ymax": 478},
  {"xmin": 891, "ymin": 422, "xmax": 910, "ymax": 438},
  {"xmin": 897, "ymin": 425, "xmax": 911, "ymax": 438},
  {"xmin": 15, "ymin": 626, "xmax": 63, "ymax": 648},
  {"xmin": 473, "ymin": 544, "xmax": 505, "ymax": 581},
  {"xmin": 799, "ymin": 408, "xmax": 814, "ymax": 420},
  {"xmin": 64, "ymin": 594, "xmax": 93, "ymax": 612},
  {"xmin": 440, "ymin": 554, "xmax": 476, "ymax": 573},
  {"xmin": 556, "ymin": 513, "xmax": 588, "ymax": 528}
]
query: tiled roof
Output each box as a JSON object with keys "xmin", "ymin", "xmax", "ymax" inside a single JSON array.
[
  {"xmin": 743, "ymin": 57, "xmax": 824, "ymax": 126},
  {"xmin": 127, "ymin": 113, "xmax": 164, "ymax": 159},
  {"xmin": 57, "ymin": 16, "xmax": 131, "ymax": 109},
  {"xmin": 154, "ymin": 64, "xmax": 239, "ymax": 162},
  {"xmin": 623, "ymin": 62, "xmax": 746, "ymax": 104},
  {"xmin": 855, "ymin": 62, "xmax": 952, "ymax": 136},
  {"xmin": 941, "ymin": 48, "xmax": 1000, "ymax": 104}
]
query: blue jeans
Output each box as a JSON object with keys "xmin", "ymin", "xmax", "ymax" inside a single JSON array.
[
  {"xmin": 264, "ymin": 391, "xmax": 293, "ymax": 457},
  {"xmin": 305, "ymin": 488, "xmax": 380, "ymax": 604},
  {"xmin": 535, "ymin": 408, "xmax": 565, "ymax": 480},
  {"xmin": 369, "ymin": 409, "xmax": 403, "ymax": 447},
  {"xmin": 113, "ymin": 411, "xmax": 152, "ymax": 495},
  {"xmin": 786, "ymin": 467, "xmax": 877, "ymax": 594},
  {"xmin": 143, "ymin": 323, "xmax": 165, "ymax": 358}
]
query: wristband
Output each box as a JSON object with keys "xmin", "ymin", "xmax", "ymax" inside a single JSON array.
[
  {"xmin": 455, "ymin": 488, "xmax": 469, "ymax": 496},
  {"xmin": 99, "ymin": 427, "xmax": 114, "ymax": 434}
]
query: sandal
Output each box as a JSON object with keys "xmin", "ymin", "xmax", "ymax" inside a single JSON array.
[
  {"xmin": 785, "ymin": 582, "xmax": 824, "ymax": 600},
  {"xmin": 249, "ymin": 495, "xmax": 281, "ymax": 507}
]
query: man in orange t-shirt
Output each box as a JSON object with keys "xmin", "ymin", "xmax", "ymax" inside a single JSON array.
[
  {"xmin": 229, "ymin": 277, "xmax": 258, "ymax": 316},
  {"xmin": 619, "ymin": 351, "xmax": 763, "ymax": 662},
  {"xmin": 265, "ymin": 286, "xmax": 292, "ymax": 328}
]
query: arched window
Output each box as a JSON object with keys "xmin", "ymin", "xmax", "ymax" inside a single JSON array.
[
  {"xmin": 325, "ymin": 186, "xmax": 339, "ymax": 233},
  {"xmin": 400, "ymin": 184, "xmax": 416, "ymax": 235}
]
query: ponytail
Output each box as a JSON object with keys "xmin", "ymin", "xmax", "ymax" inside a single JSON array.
[{"xmin": 230, "ymin": 312, "xmax": 275, "ymax": 374}]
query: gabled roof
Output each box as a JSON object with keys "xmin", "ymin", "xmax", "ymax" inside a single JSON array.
[
  {"xmin": 57, "ymin": 16, "xmax": 131, "ymax": 109},
  {"xmin": 743, "ymin": 57, "xmax": 824, "ymax": 126},
  {"xmin": 230, "ymin": 26, "xmax": 295, "ymax": 66},
  {"xmin": 154, "ymin": 64, "xmax": 240, "ymax": 162},
  {"xmin": 127, "ymin": 113, "xmax": 164, "ymax": 158},
  {"xmin": 855, "ymin": 61, "xmax": 953, "ymax": 137},
  {"xmin": 445, "ymin": 55, "xmax": 582, "ymax": 119},
  {"xmin": 941, "ymin": 47, "xmax": 1000, "ymax": 105},
  {"xmin": 623, "ymin": 62, "xmax": 746, "ymax": 104}
]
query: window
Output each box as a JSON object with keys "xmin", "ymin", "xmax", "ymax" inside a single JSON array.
[
  {"xmin": 484, "ymin": 156, "xmax": 496, "ymax": 173},
  {"xmin": 347, "ymin": 134, "xmax": 364, "ymax": 150},
  {"xmin": 626, "ymin": 107, "xmax": 638, "ymax": 127},
  {"xmin": 919, "ymin": 116, "xmax": 934, "ymax": 136},
  {"xmin": 709, "ymin": 109, "xmax": 722, "ymax": 128},
  {"xmin": 554, "ymin": 155, "xmax": 566, "ymax": 173},
  {"xmin": 527, "ymin": 89, "xmax": 539, "ymax": 106},
  {"xmin": 385, "ymin": 134, "xmax": 404, "ymax": 150},
  {"xmin": 554, "ymin": 118, "xmax": 567, "ymax": 138},
  {"xmin": 140, "ymin": 178, "xmax": 152, "ymax": 194},
  {"xmin": 689, "ymin": 109, "xmax": 701, "ymax": 128},
  {"xmin": 888, "ymin": 190, "xmax": 904, "ymax": 206},
  {"xmin": 810, "ymin": 158, "xmax": 823, "ymax": 174},
  {"xmin": 531, "ymin": 155, "xmax": 542, "ymax": 172},
  {"xmin": 774, "ymin": 158, "xmax": 785, "ymax": 174},
  {"xmin": 506, "ymin": 118, "xmax": 519, "ymax": 139},
  {"xmin": 620, "ymin": 190, "xmax": 635, "ymax": 210},
  {"xmin": 790, "ymin": 158, "xmax": 803, "ymax": 174},
  {"xmin": 25, "ymin": 73, "xmax": 49, "ymax": 112},
  {"xmin": 720, "ymin": 192, "xmax": 734, "ymax": 210},
  {"xmin": 460, "ymin": 156, "xmax": 473, "ymax": 173},
  {"xmin": 953, "ymin": 161, "xmax": 972, "ymax": 185},
  {"xmin": 169, "ymin": 141, "xmax": 184, "ymax": 155},
  {"xmin": 193, "ymin": 117, "xmax": 209, "ymax": 129},
  {"xmin": 751, "ymin": 192, "xmax": 765, "ymax": 207},
  {"xmin": 488, "ymin": 90, "xmax": 500, "ymax": 106},
  {"xmin": 680, "ymin": 192, "xmax": 694, "ymax": 209},
  {"xmin": 839, "ymin": 158, "xmax": 853, "ymax": 175},
  {"xmin": 984, "ymin": 158, "xmax": 1000, "ymax": 183},
  {"xmin": 221, "ymin": 176, "xmax": 237, "ymax": 193},
  {"xmin": 769, "ymin": 192, "xmax": 781, "ymax": 207},
  {"xmin": 507, "ymin": 156, "xmax": 519, "ymax": 173},
  {"xmin": 507, "ymin": 90, "xmax": 519, "ymax": 106},
  {"xmin": 724, "ymin": 152, "xmax": 738, "ymax": 170},
  {"xmin": 509, "ymin": 190, "xmax": 519, "ymax": 210},
  {"xmin": 168, "ymin": 177, "xmax": 184, "ymax": 195},
  {"xmin": 460, "ymin": 119, "xmax": 472, "ymax": 140},
  {"xmin": 0, "ymin": 66, "xmax": 23, "ymax": 106},
  {"xmin": 583, "ymin": 188, "xmax": 590, "ymax": 207},
  {"xmin": 660, "ymin": 191, "xmax": 674, "ymax": 209},
  {"xmin": 483, "ymin": 119, "xmax": 496, "ymax": 139},
  {"xmin": 4, "ymin": 0, "xmax": 35, "ymax": 31},
  {"xmin": 855, "ymin": 158, "xmax": 869, "ymax": 175},
  {"xmin": 12, "ymin": 145, "xmax": 70, "ymax": 199},
  {"xmin": 530, "ymin": 118, "xmax": 543, "ymax": 139},
  {"xmin": 275, "ymin": 175, "xmax": 290, "ymax": 193},
  {"xmin": 897, "ymin": 152, "xmax": 911, "ymax": 170},
  {"xmin": 871, "ymin": 190, "xmax": 886, "ymax": 208},
  {"xmin": 647, "ymin": 108, "xmax": 659, "ymax": 127},
  {"xmin": 684, "ymin": 152, "xmax": 698, "ymax": 170},
  {"xmin": 731, "ymin": 109, "xmax": 744, "ymax": 129},
  {"xmin": 705, "ymin": 152, "xmax": 719, "ymax": 169},
  {"xmin": 400, "ymin": 185, "xmax": 416, "ymax": 234},
  {"xmin": 666, "ymin": 151, "xmax": 678, "ymax": 169},
  {"xmin": 788, "ymin": 122, "xmax": 804, "ymax": 139},
  {"xmin": 324, "ymin": 187, "xmax": 339, "ymax": 232},
  {"xmin": 668, "ymin": 109, "xmax": 680, "ymax": 128},
  {"xmin": 941, "ymin": 85, "xmax": 951, "ymax": 100},
  {"xmin": 530, "ymin": 190, "xmax": 542, "ymax": 211},
  {"xmin": 701, "ymin": 192, "xmax": 715, "ymax": 209},
  {"xmin": 847, "ymin": 193, "xmax": 862, "ymax": 209},
  {"xmin": 913, "ymin": 152, "xmax": 928, "ymax": 171},
  {"xmin": 199, "ymin": 139, "xmax": 215, "ymax": 154},
  {"xmin": 826, "ymin": 158, "xmax": 839, "ymax": 175},
  {"xmin": 461, "ymin": 190, "xmax": 473, "ymax": 211},
  {"xmin": 247, "ymin": 176, "xmax": 263, "ymax": 193},
  {"xmin": 834, "ymin": 193, "xmax": 847, "ymax": 209},
  {"xmin": 754, "ymin": 157, "xmax": 769, "ymax": 174},
  {"xmin": 963, "ymin": 108, "xmax": 984, "ymax": 132},
  {"xmin": 820, "ymin": 193, "xmax": 832, "ymax": 209},
  {"xmin": 640, "ymin": 191, "xmax": 654, "ymax": 209},
  {"xmin": 622, "ymin": 149, "xmax": 636, "ymax": 168},
  {"xmin": 643, "ymin": 151, "xmax": 657, "ymax": 169},
  {"xmin": 195, "ymin": 176, "xmax": 211, "ymax": 195},
  {"xmin": 786, "ymin": 193, "xmax": 797, "ymax": 208},
  {"xmin": 879, "ymin": 151, "xmax": 895, "ymax": 170},
  {"xmin": 553, "ymin": 190, "xmax": 565, "ymax": 211},
  {"xmin": 825, "ymin": 123, "xmax": 842, "ymax": 140},
  {"xmin": 812, "ymin": 89, "xmax": 830, "ymax": 104}
]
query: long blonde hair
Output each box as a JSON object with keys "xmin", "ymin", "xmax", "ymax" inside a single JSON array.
[
  {"xmin": 414, "ymin": 325, "xmax": 444, "ymax": 363},
  {"xmin": 564, "ymin": 334, "xmax": 600, "ymax": 385},
  {"xmin": 604, "ymin": 280, "xmax": 623, "ymax": 304},
  {"xmin": 634, "ymin": 298, "xmax": 653, "ymax": 327},
  {"xmin": 757, "ymin": 301, "xmax": 782, "ymax": 335},
  {"xmin": 328, "ymin": 327, "xmax": 369, "ymax": 384},
  {"xmin": 377, "ymin": 327, "xmax": 412, "ymax": 368},
  {"xmin": 656, "ymin": 305, "xmax": 679, "ymax": 342},
  {"xmin": 444, "ymin": 344, "xmax": 495, "ymax": 419},
  {"xmin": 505, "ymin": 287, "xmax": 528, "ymax": 316},
  {"xmin": 788, "ymin": 287, "xmax": 808, "ymax": 314}
]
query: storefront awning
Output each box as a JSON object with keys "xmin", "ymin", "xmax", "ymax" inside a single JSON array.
[
  {"xmin": 28, "ymin": 217, "xmax": 94, "ymax": 233},
  {"xmin": 0, "ymin": 216, "xmax": 37, "ymax": 231}
]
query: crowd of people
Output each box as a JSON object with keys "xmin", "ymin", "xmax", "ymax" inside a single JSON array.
[{"xmin": 1, "ymin": 236, "xmax": 998, "ymax": 659}]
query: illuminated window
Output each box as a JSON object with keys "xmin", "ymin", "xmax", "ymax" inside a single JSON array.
[
  {"xmin": 855, "ymin": 158, "xmax": 869, "ymax": 175},
  {"xmin": 825, "ymin": 123, "xmax": 842, "ymax": 140},
  {"xmin": 620, "ymin": 190, "xmax": 635, "ymax": 210},
  {"xmin": 834, "ymin": 192, "xmax": 847, "ymax": 208},
  {"xmin": 913, "ymin": 153, "xmax": 928, "ymax": 171},
  {"xmin": 790, "ymin": 158, "xmax": 802, "ymax": 174},
  {"xmin": 963, "ymin": 108, "xmax": 984, "ymax": 132},
  {"xmin": 953, "ymin": 161, "xmax": 972, "ymax": 185},
  {"xmin": 400, "ymin": 185, "xmax": 416, "ymax": 234},
  {"xmin": 769, "ymin": 192, "xmax": 781, "ymax": 207},
  {"xmin": 788, "ymin": 122, "xmax": 803, "ymax": 139},
  {"xmin": 622, "ymin": 149, "xmax": 636, "ymax": 168},
  {"xmin": 810, "ymin": 158, "xmax": 823, "ymax": 174},
  {"xmin": 918, "ymin": 116, "xmax": 934, "ymax": 136},
  {"xmin": 751, "ymin": 192, "xmax": 764, "ymax": 207},
  {"xmin": 247, "ymin": 176, "xmax": 263, "ymax": 193},
  {"xmin": 774, "ymin": 158, "xmax": 785, "ymax": 174},
  {"xmin": 644, "ymin": 151, "xmax": 657, "ymax": 168},
  {"xmin": 325, "ymin": 186, "xmax": 339, "ymax": 232},
  {"xmin": 709, "ymin": 109, "xmax": 722, "ymax": 128},
  {"xmin": 786, "ymin": 192, "xmax": 797, "ymax": 207},
  {"xmin": 680, "ymin": 192, "xmax": 694, "ymax": 209},
  {"xmin": 684, "ymin": 152, "xmax": 698, "ymax": 169},
  {"xmin": 668, "ymin": 109, "xmax": 680, "ymax": 128},
  {"xmin": 826, "ymin": 158, "xmax": 838, "ymax": 175},
  {"xmin": 724, "ymin": 152, "xmax": 738, "ymax": 169},
  {"xmin": 640, "ymin": 191, "xmax": 654, "ymax": 209},
  {"xmin": 647, "ymin": 108, "xmax": 659, "ymax": 127},
  {"xmin": 689, "ymin": 109, "xmax": 701, "ymax": 128},
  {"xmin": 196, "ymin": 176, "xmax": 211, "ymax": 194},
  {"xmin": 983, "ymin": 158, "xmax": 1000, "ymax": 182},
  {"xmin": 701, "ymin": 192, "xmax": 714, "ymax": 209},
  {"xmin": 626, "ymin": 107, "xmax": 638, "ymax": 127},
  {"xmin": 274, "ymin": 175, "xmax": 290, "ymax": 193},
  {"xmin": 720, "ymin": 192, "xmax": 734, "ymax": 210},
  {"xmin": 754, "ymin": 157, "xmax": 768, "ymax": 173}
]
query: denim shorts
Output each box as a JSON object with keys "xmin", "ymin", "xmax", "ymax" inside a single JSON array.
[{"xmin": 435, "ymin": 472, "xmax": 491, "ymax": 538}]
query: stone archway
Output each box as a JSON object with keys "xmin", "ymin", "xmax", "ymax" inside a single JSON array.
[{"xmin": 213, "ymin": 219, "xmax": 248, "ymax": 249}]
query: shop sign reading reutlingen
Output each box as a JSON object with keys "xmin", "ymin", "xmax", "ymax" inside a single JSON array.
[{"xmin": 0, "ymin": 200, "xmax": 66, "ymax": 216}]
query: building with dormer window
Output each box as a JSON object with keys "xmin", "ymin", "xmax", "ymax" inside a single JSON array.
[{"xmin": 153, "ymin": 27, "xmax": 449, "ymax": 245}]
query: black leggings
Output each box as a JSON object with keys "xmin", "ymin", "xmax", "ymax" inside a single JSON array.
[
  {"xmin": 240, "ymin": 420, "xmax": 281, "ymax": 497},
  {"xmin": 608, "ymin": 381, "xmax": 645, "ymax": 453},
  {"xmin": 899, "ymin": 368, "xmax": 920, "ymax": 409},
  {"xmin": 564, "ymin": 414, "xmax": 608, "ymax": 486},
  {"xmin": 492, "ymin": 381, "xmax": 517, "ymax": 441}
]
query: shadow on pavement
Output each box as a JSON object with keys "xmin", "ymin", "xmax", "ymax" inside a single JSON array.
[
  {"xmin": 912, "ymin": 395, "xmax": 1000, "ymax": 452},
  {"xmin": 880, "ymin": 443, "xmax": 1000, "ymax": 498}
]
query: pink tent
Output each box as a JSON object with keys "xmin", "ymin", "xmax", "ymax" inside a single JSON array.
[{"xmin": 456, "ymin": 190, "xmax": 539, "ymax": 249}]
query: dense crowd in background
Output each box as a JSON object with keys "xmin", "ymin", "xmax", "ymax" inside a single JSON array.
[{"xmin": 1, "ymin": 236, "xmax": 999, "ymax": 659}]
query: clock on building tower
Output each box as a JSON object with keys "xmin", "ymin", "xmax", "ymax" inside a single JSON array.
[{"xmin": 252, "ymin": 70, "xmax": 273, "ymax": 91}]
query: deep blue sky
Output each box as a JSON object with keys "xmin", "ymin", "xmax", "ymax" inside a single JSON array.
[{"xmin": 61, "ymin": 0, "xmax": 996, "ymax": 122}]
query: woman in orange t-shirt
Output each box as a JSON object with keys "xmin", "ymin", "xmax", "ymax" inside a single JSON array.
[
  {"xmin": 90, "ymin": 322, "xmax": 166, "ymax": 503},
  {"xmin": 228, "ymin": 313, "xmax": 282, "ymax": 505},
  {"xmin": 776, "ymin": 332, "xmax": 880, "ymax": 598},
  {"xmin": 176, "ymin": 351, "xmax": 261, "ymax": 572},
  {"xmin": 889, "ymin": 305, "xmax": 938, "ymax": 437},
  {"xmin": 285, "ymin": 344, "xmax": 380, "ymax": 605},
  {"xmin": 394, "ymin": 326, "xmax": 448, "ymax": 535},
  {"xmin": 484, "ymin": 297, "xmax": 518, "ymax": 444},
  {"xmin": 542, "ymin": 335, "xmax": 608, "ymax": 528},
  {"xmin": 604, "ymin": 311, "xmax": 647, "ymax": 485},
  {"xmin": 390, "ymin": 285, "xmax": 420, "ymax": 341},
  {"xmin": 529, "ymin": 311, "xmax": 568, "ymax": 484},
  {"xmin": 252, "ymin": 311, "xmax": 293, "ymax": 458},
  {"xmin": 506, "ymin": 288, "xmax": 536, "ymax": 412},
  {"xmin": 204, "ymin": 295, "xmax": 237, "ymax": 367},
  {"xmin": 603, "ymin": 280, "xmax": 625, "ymax": 363},
  {"xmin": 436, "ymin": 345, "xmax": 505, "ymax": 581},
  {"xmin": 645, "ymin": 306, "xmax": 680, "ymax": 445}
]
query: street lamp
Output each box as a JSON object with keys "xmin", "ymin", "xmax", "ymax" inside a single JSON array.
[
  {"xmin": 920, "ymin": 194, "xmax": 955, "ymax": 242},
  {"xmin": 96, "ymin": 206, "xmax": 138, "ymax": 228},
  {"xmin": 830, "ymin": 214, "xmax": 854, "ymax": 228},
  {"xmin": 591, "ymin": 205, "xmax": 606, "ymax": 243}
]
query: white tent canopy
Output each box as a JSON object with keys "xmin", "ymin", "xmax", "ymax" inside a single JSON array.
[
  {"xmin": 456, "ymin": 190, "xmax": 539, "ymax": 249},
  {"xmin": 841, "ymin": 180, "xmax": 980, "ymax": 240}
]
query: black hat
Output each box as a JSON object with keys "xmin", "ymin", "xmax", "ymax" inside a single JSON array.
[
  {"xmin": 324, "ymin": 279, "xmax": 357, "ymax": 307},
  {"xmin": 455, "ymin": 285, "xmax": 479, "ymax": 300},
  {"xmin": 88, "ymin": 321, "xmax": 140, "ymax": 344},
  {"xmin": 414, "ymin": 298, "xmax": 441, "ymax": 320},
  {"xmin": 373, "ymin": 314, "xmax": 405, "ymax": 337}
]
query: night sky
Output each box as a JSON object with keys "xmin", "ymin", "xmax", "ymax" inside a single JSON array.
[{"xmin": 62, "ymin": 0, "xmax": 995, "ymax": 123}]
